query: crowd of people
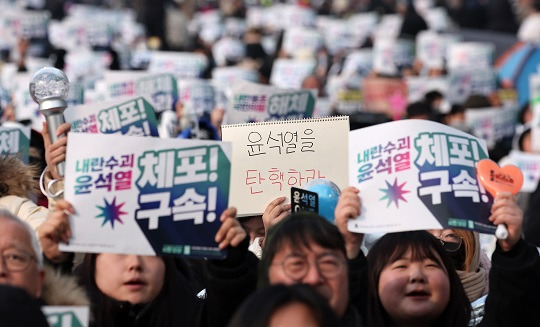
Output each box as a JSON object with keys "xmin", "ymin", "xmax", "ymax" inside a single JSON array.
[{"xmin": 1, "ymin": 0, "xmax": 540, "ymax": 326}]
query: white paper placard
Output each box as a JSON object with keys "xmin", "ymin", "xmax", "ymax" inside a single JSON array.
[
  {"xmin": 42, "ymin": 306, "xmax": 89, "ymax": 327},
  {"xmin": 221, "ymin": 116, "xmax": 349, "ymax": 216},
  {"xmin": 464, "ymin": 106, "xmax": 518, "ymax": 149},
  {"xmin": 503, "ymin": 150, "xmax": 540, "ymax": 192},
  {"xmin": 348, "ymin": 120, "xmax": 494, "ymax": 234}
]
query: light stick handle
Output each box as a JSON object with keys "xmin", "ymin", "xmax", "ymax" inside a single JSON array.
[{"xmin": 495, "ymin": 223, "xmax": 508, "ymax": 240}]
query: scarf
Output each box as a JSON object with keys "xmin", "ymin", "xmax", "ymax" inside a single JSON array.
[{"xmin": 457, "ymin": 250, "xmax": 491, "ymax": 302}]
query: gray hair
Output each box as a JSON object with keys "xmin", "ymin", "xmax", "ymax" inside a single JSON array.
[{"xmin": 0, "ymin": 209, "xmax": 44, "ymax": 269}]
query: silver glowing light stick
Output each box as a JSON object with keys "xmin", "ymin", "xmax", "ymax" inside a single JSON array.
[{"xmin": 29, "ymin": 67, "xmax": 70, "ymax": 177}]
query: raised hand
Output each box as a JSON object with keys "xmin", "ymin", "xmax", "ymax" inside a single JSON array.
[
  {"xmin": 38, "ymin": 199, "xmax": 73, "ymax": 263},
  {"xmin": 334, "ymin": 186, "xmax": 364, "ymax": 259},
  {"xmin": 42, "ymin": 122, "xmax": 71, "ymax": 180},
  {"xmin": 490, "ymin": 191, "xmax": 523, "ymax": 252},
  {"xmin": 215, "ymin": 207, "xmax": 247, "ymax": 250}
]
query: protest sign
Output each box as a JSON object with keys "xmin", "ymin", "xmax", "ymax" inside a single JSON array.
[
  {"xmin": 291, "ymin": 187, "xmax": 319, "ymax": 214},
  {"xmin": 447, "ymin": 68, "xmax": 497, "ymax": 105},
  {"xmin": 447, "ymin": 42, "xmax": 494, "ymax": 72},
  {"xmin": 64, "ymin": 49, "xmax": 108, "ymax": 89},
  {"xmin": 373, "ymin": 38, "xmax": 415, "ymax": 76},
  {"xmin": 48, "ymin": 16, "xmax": 112, "ymax": 50},
  {"xmin": 313, "ymin": 97, "xmax": 332, "ymax": 117},
  {"xmin": 362, "ymin": 77, "xmax": 408, "ymax": 120},
  {"xmin": 406, "ymin": 76, "xmax": 449, "ymax": 103},
  {"xmin": 246, "ymin": 6, "xmax": 264, "ymax": 28},
  {"xmin": 212, "ymin": 37, "xmax": 246, "ymax": 67},
  {"xmin": 270, "ymin": 58, "xmax": 317, "ymax": 89},
  {"xmin": 0, "ymin": 125, "xmax": 30, "ymax": 162},
  {"xmin": 277, "ymin": 4, "xmax": 317, "ymax": 29},
  {"xmin": 103, "ymin": 72, "xmax": 178, "ymax": 113},
  {"xmin": 42, "ymin": 306, "xmax": 89, "ymax": 327},
  {"xmin": 12, "ymin": 72, "xmax": 39, "ymax": 123},
  {"xmin": 319, "ymin": 18, "xmax": 356, "ymax": 55},
  {"xmin": 282, "ymin": 27, "xmax": 323, "ymax": 58},
  {"xmin": 211, "ymin": 67, "xmax": 258, "ymax": 109},
  {"xmin": 416, "ymin": 31, "xmax": 461, "ymax": 69},
  {"xmin": 226, "ymin": 80, "xmax": 316, "ymax": 124},
  {"xmin": 497, "ymin": 89, "xmax": 518, "ymax": 108},
  {"xmin": 373, "ymin": 14, "xmax": 403, "ymax": 40},
  {"xmin": 61, "ymin": 133, "xmax": 231, "ymax": 259},
  {"xmin": 347, "ymin": 120, "xmax": 494, "ymax": 234},
  {"xmin": 177, "ymin": 80, "xmax": 216, "ymax": 116},
  {"xmin": 64, "ymin": 96, "xmax": 159, "ymax": 136},
  {"xmin": 335, "ymin": 89, "xmax": 363, "ymax": 115},
  {"xmin": 423, "ymin": 7, "xmax": 453, "ymax": 32},
  {"xmin": 221, "ymin": 116, "xmax": 349, "ymax": 216},
  {"xmin": 148, "ymin": 52, "xmax": 208, "ymax": 79},
  {"xmin": 224, "ymin": 17, "xmax": 246, "ymax": 38},
  {"xmin": 347, "ymin": 12, "xmax": 378, "ymax": 47},
  {"xmin": 464, "ymin": 106, "xmax": 517, "ymax": 149},
  {"xmin": 503, "ymin": 150, "xmax": 540, "ymax": 192},
  {"xmin": 211, "ymin": 66, "xmax": 259, "ymax": 89},
  {"xmin": 341, "ymin": 49, "xmax": 373, "ymax": 77},
  {"xmin": 2, "ymin": 9, "xmax": 50, "ymax": 39}
]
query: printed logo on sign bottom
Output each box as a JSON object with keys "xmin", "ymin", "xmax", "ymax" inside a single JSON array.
[
  {"xmin": 379, "ymin": 178, "xmax": 410, "ymax": 208},
  {"xmin": 96, "ymin": 197, "xmax": 127, "ymax": 228}
]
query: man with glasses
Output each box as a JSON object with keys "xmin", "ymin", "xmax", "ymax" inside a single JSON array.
[
  {"xmin": 0, "ymin": 209, "xmax": 44, "ymax": 298},
  {"xmin": 258, "ymin": 211, "xmax": 367, "ymax": 327}
]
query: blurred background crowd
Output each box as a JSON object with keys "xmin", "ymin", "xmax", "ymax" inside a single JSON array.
[{"xmin": 1, "ymin": 0, "xmax": 540, "ymax": 248}]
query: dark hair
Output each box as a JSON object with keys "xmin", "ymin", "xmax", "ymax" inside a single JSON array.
[
  {"xmin": 78, "ymin": 253, "xmax": 199, "ymax": 327},
  {"xmin": 0, "ymin": 284, "xmax": 49, "ymax": 327},
  {"xmin": 406, "ymin": 101, "xmax": 433, "ymax": 118},
  {"xmin": 258, "ymin": 212, "xmax": 346, "ymax": 288},
  {"xmin": 424, "ymin": 90, "xmax": 443, "ymax": 104},
  {"xmin": 449, "ymin": 104, "xmax": 465, "ymax": 116},
  {"xmin": 366, "ymin": 231, "xmax": 471, "ymax": 327},
  {"xmin": 228, "ymin": 284, "xmax": 340, "ymax": 327}
]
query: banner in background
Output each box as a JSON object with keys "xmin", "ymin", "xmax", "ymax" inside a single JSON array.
[
  {"xmin": 0, "ymin": 125, "xmax": 30, "ymax": 162},
  {"xmin": 227, "ymin": 81, "xmax": 316, "ymax": 124},
  {"xmin": 464, "ymin": 106, "xmax": 518, "ymax": 149},
  {"xmin": 504, "ymin": 150, "xmax": 540, "ymax": 192},
  {"xmin": 65, "ymin": 96, "xmax": 159, "ymax": 136},
  {"xmin": 42, "ymin": 306, "xmax": 89, "ymax": 327}
]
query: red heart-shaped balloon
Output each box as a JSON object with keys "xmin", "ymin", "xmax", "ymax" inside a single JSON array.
[{"xmin": 476, "ymin": 159, "xmax": 524, "ymax": 197}]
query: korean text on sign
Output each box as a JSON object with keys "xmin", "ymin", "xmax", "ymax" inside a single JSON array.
[
  {"xmin": 74, "ymin": 154, "xmax": 135, "ymax": 194},
  {"xmin": 414, "ymin": 133, "xmax": 488, "ymax": 205},
  {"xmin": 135, "ymin": 146, "xmax": 222, "ymax": 229},
  {"xmin": 356, "ymin": 136, "xmax": 411, "ymax": 184}
]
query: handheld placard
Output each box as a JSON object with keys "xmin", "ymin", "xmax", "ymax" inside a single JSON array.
[{"xmin": 476, "ymin": 159, "xmax": 523, "ymax": 240}]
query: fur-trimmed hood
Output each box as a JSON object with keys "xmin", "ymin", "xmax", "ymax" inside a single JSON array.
[
  {"xmin": 41, "ymin": 266, "xmax": 90, "ymax": 307},
  {"xmin": 0, "ymin": 155, "xmax": 39, "ymax": 199}
]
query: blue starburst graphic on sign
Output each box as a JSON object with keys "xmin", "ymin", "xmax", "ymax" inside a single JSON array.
[
  {"xmin": 379, "ymin": 178, "xmax": 410, "ymax": 208},
  {"xmin": 96, "ymin": 197, "xmax": 127, "ymax": 228}
]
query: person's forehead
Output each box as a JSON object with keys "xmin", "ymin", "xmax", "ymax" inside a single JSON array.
[
  {"xmin": 0, "ymin": 219, "xmax": 33, "ymax": 251},
  {"xmin": 274, "ymin": 241, "xmax": 340, "ymax": 258}
]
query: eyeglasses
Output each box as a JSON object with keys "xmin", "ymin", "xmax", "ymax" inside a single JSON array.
[
  {"xmin": 1, "ymin": 250, "xmax": 37, "ymax": 272},
  {"xmin": 435, "ymin": 233, "xmax": 463, "ymax": 252},
  {"xmin": 272, "ymin": 254, "xmax": 345, "ymax": 281}
]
